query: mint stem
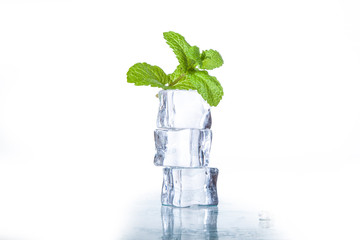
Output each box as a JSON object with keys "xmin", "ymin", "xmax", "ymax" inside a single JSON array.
[{"xmin": 169, "ymin": 73, "xmax": 185, "ymax": 87}]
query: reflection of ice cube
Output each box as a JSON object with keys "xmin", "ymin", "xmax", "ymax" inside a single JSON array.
[
  {"xmin": 161, "ymin": 205, "xmax": 218, "ymax": 239},
  {"xmin": 258, "ymin": 211, "xmax": 272, "ymax": 221},
  {"xmin": 162, "ymin": 167, "xmax": 219, "ymax": 207},
  {"xmin": 154, "ymin": 129, "xmax": 212, "ymax": 167},
  {"xmin": 157, "ymin": 90, "xmax": 212, "ymax": 129}
]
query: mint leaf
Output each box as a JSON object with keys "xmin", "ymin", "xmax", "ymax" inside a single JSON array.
[
  {"xmin": 200, "ymin": 49, "xmax": 224, "ymax": 70},
  {"xmin": 163, "ymin": 31, "xmax": 191, "ymax": 70},
  {"xmin": 168, "ymin": 65, "xmax": 184, "ymax": 82},
  {"xmin": 169, "ymin": 77, "xmax": 195, "ymax": 90},
  {"xmin": 127, "ymin": 62, "xmax": 170, "ymax": 89},
  {"xmin": 186, "ymin": 70, "xmax": 224, "ymax": 106},
  {"xmin": 186, "ymin": 46, "xmax": 201, "ymax": 68},
  {"xmin": 168, "ymin": 74, "xmax": 195, "ymax": 90}
]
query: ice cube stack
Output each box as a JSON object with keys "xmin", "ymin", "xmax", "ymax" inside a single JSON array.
[{"xmin": 154, "ymin": 90, "xmax": 219, "ymax": 207}]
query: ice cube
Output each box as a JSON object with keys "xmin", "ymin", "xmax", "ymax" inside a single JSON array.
[
  {"xmin": 154, "ymin": 128, "xmax": 212, "ymax": 167},
  {"xmin": 157, "ymin": 90, "xmax": 212, "ymax": 129},
  {"xmin": 161, "ymin": 205, "xmax": 218, "ymax": 238},
  {"xmin": 161, "ymin": 167, "xmax": 219, "ymax": 207}
]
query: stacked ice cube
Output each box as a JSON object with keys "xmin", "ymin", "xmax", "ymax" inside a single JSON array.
[{"xmin": 154, "ymin": 90, "xmax": 219, "ymax": 207}]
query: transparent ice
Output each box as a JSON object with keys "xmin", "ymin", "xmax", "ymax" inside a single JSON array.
[
  {"xmin": 154, "ymin": 128, "xmax": 212, "ymax": 167},
  {"xmin": 161, "ymin": 205, "xmax": 218, "ymax": 239},
  {"xmin": 157, "ymin": 90, "xmax": 212, "ymax": 129},
  {"xmin": 162, "ymin": 167, "xmax": 219, "ymax": 207}
]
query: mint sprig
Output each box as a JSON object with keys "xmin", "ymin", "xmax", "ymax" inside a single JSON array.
[{"xmin": 126, "ymin": 31, "xmax": 224, "ymax": 106}]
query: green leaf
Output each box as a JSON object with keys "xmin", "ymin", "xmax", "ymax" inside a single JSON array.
[
  {"xmin": 186, "ymin": 70, "xmax": 224, "ymax": 106},
  {"xmin": 168, "ymin": 75, "xmax": 195, "ymax": 90},
  {"xmin": 127, "ymin": 62, "xmax": 170, "ymax": 89},
  {"xmin": 200, "ymin": 49, "xmax": 224, "ymax": 70},
  {"xmin": 186, "ymin": 46, "xmax": 201, "ymax": 68},
  {"xmin": 168, "ymin": 65, "xmax": 185, "ymax": 82},
  {"xmin": 163, "ymin": 31, "xmax": 191, "ymax": 69}
]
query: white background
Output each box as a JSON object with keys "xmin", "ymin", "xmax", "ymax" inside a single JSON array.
[{"xmin": 1, "ymin": 0, "xmax": 360, "ymax": 239}]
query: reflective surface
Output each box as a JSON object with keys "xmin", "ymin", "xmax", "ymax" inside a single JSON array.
[{"xmin": 122, "ymin": 198, "xmax": 287, "ymax": 240}]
